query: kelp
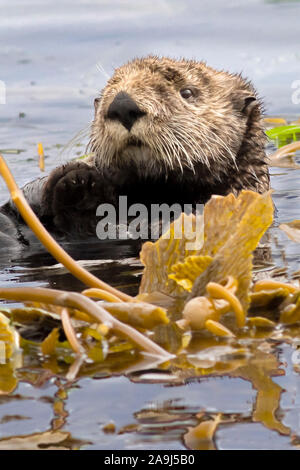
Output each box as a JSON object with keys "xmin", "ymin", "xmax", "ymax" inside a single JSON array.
[
  {"xmin": 1, "ymin": 154, "xmax": 300, "ymax": 356},
  {"xmin": 140, "ymin": 190, "xmax": 273, "ymax": 306},
  {"xmin": 0, "ymin": 287, "xmax": 172, "ymax": 360},
  {"xmin": 169, "ymin": 255, "xmax": 212, "ymax": 292},
  {"xmin": 183, "ymin": 413, "xmax": 221, "ymax": 450},
  {"xmin": 230, "ymin": 350, "xmax": 290, "ymax": 436},
  {"xmin": 268, "ymin": 142, "xmax": 300, "ymax": 169},
  {"xmin": 2, "ymin": 154, "xmax": 300, "ymax": 445},
  {"xmin": 263, "ymin": 117, "xmax": 287, "ymax": 127},
  {"xmin": 280, "ymin": 295, "xmax": 300, "ymax": 325},
  {"xmin": 181, "ymin": 277, "xmax": 244, "ymax": 336},
  {"xmin": 266, "ymin": 125, "xmax": 300, "ymax": 147},
  {"xmin": 0, "ymin": 156, "xmax": 289, "ymax": 359},
  {"xmin": 139, "ymin": 213, "xmax": 203, "ymax": 297},
  {"xmin": 265, "ymin": 122, "xmax": 300, "ymax": 168},
  {"xmin": 139, "ymin": 190, "xmax": 273, "ymax": 336},
  {"xmin": 0, "ymin": 312, "xmax": 20, "ymax": 361},
  {"xmin": 188, "ymin": 191, "xmax": 273, "ymax": 308},
  {"xmin": 37, "ymin": 142, "xmax": 45, "ymax": 171},
  {"xmin": 0, "ymin": 430, "xmax": 87, "ymax": 450},
  {"xmin": 280, "ymin": 220, "xmax": 300, "ymax": 243},
  {"xmin": 100, "ymin": 302, "xmax": 169, "ymax": 329},
  {"xmin": 0, "ymin": 313, "xmax": 21, "ymax": 394}
]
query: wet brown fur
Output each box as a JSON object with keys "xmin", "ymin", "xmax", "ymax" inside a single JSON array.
[
  {"xmin": 89, "ymin": 56, "xmax": 269, "ymax": 193},
  {"xmin": 32, "ymin": 56, "xmax": 270, "ymax": 235}
]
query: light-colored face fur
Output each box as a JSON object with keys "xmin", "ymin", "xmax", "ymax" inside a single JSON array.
[{"xmin": 89, "ymin": 56, "xmax": 261, "ymax": 181}]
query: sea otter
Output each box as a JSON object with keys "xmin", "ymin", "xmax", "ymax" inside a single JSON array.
[{"xmin": 0, "ymin": 56, "xmax": 269, "ymax": 245}]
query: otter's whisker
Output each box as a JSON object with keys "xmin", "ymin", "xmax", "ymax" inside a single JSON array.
[
  {"xmin": 155, "ymin": 137, "xmax": 175, "ymax": 171},
  {"xmin": 61, "ymin": 124, "xmax": 92, "ymax": 160},
  {"xmin": 161, "ymin": 130, "xmax": 184, "ymax": 173},
  {"xmin": 96, "ymin": 61, "xmax": 111, "ymax": 80}
]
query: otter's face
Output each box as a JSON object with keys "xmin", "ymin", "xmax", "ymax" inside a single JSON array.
[{"xmin": 89, "ymin": 56, "xmax": 263, "ymax": 181}]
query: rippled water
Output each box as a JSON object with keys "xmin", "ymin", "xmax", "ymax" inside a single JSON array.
[{"xmin": 1, "ymin": 0, "xmax": 300, "ymax": 450}]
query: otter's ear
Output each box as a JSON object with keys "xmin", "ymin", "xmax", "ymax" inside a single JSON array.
[
  {"xmin": 94, "ymin": 98, "xmax": 100, "ymax": 114},
  {"xmin": 233, "ymin": 91, "xmax": 259, "ymax": 117},
  {"xmin": 241, "ymin": 96, "xmax": 258, "ymax": 116}
]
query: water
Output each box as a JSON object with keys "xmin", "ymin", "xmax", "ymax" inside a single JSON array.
[{"xmin": 1, "ymin": 0, "xmax": 300, "ymax": 450}]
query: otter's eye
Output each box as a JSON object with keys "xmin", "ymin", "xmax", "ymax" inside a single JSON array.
[{"xmin": 180, "ymin": 88, "xmax": 194, "ymax": 99}]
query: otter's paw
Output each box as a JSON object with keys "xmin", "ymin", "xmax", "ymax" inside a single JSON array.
[
  {"xmin": 42, "ymin": 161, "xmax": 102, "ymax": 212},
  {"xmin": 42, "ymin": 161, "xmax": 107, "ymax": 234}
]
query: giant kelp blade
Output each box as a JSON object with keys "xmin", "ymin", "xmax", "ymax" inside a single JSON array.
[
  {"xmin": 169, "ymin": 191, "xmax": 267, "ymax": 292},
  {"xmin": 139, "ymin": 191, "xmax": 273, "ymax": 312},
  {"xmin": 189, "ymin": 191, "xmax": 273, "ymax": 309},
  {"xmin": 139, "ymin": 213, "xmax": 204, "ymax": 297},
  {"xmin": 169, "ymin": 255, "xmax": 213, "ymax": 291},
  {"xmin": 202, "ymin": 191, "xmax": 262, "ymax": 257}
]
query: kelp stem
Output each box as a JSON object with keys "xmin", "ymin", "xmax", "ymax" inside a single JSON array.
[
  {"xmin": 0, "ymin": 287, "xmax": 173, "ymax": 359},
  {"xmin": 61, "ymin": 308, "xmax": 84, "ymax": 354},
  {"xmin": 270, "ymin": 142, "xmax": 300, "ymax": 160},
  {"xmin": 82, "ymin": 288, "xmax": 123, "ymax": 303},
  {"xmin": 37, "ymin": 143, "xmax": 45, "ymax": 171}
]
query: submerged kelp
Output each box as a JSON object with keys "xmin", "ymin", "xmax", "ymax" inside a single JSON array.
[
  {"xmin": 2, "ymin": 156, "xmax": 300, "ymax": 448},
  {"xmin": 266, "ymin": 125, "xmax": 300, "ymax": 148},
  {"xmin": 265, "ymin": 121, "xmax": 300, "ymax": 169}
]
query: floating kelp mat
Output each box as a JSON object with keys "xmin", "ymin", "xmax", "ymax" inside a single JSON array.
[{"xmin": 1, "ymin": 152, "xmax": 300, "ymax": 449}]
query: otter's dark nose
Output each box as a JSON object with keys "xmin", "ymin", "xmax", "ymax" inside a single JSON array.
[{"xmin": 106, "ymin": 92, "xmax": 146, "ymax": 132}]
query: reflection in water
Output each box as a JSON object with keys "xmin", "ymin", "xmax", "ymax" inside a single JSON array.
[
  {"xmin": 0, "ymin": 430, "xmax": 89, "ymax": 450},
  {"xmin": 1, "ymin": 319, "xmax": 299, "ymax": 449}
]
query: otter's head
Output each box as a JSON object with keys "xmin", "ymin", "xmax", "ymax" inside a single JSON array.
[{"xmin": 89, "ymin": 56, "xmax": 267, "ymax": 187}]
